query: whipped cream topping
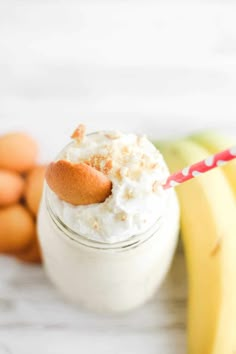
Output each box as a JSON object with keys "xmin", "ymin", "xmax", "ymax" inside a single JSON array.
[{"xmin": 49, "ymin": 130, "xmax": 172, "ymax": 243}]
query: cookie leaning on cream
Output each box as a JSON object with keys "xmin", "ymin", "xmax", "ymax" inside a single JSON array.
[
  {"xmin": 45, "ymin": 125, "xmax": 112, "ymax": 206},
  {"xmin": 38, "ymin": 125, "xmax": 180, "ymax": 313}
]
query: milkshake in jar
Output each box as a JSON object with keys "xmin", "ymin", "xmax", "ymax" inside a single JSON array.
[{"xmin": 38, "ymin": 125, "xmax": 180, "ymax": 313}]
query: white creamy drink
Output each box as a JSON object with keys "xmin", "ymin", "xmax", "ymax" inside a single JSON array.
[{"xmin": 38, "ymin": 128, "xmax": 180, "ymax": 312}]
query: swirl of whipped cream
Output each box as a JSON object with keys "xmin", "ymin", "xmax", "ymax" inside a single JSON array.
[{"xmin": 49, "ymin": 130, "xmax": 173, "ymax": 243}]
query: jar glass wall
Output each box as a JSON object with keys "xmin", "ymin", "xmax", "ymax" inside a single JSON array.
[{"xmin": 38, "ymin": 184, "xmax": 179, "ymax": 313}]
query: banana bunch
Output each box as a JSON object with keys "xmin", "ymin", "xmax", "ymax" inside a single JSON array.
[{"xmin": 154, "ymin": 131, "xmax": 236, "ymax": 354}]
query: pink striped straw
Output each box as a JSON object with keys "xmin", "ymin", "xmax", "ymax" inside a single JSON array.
[{"xmin": 163, "ymin": 146, "xmax": 236, "ymax": 189}]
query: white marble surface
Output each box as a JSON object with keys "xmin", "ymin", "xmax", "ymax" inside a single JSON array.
[
  {"xmin": 0, "ymin": 0, "xmax": 236, "ymax": 353},
  {"xmin": 0, "ymin": 248, "xmax": 186, "ymax": 354}
]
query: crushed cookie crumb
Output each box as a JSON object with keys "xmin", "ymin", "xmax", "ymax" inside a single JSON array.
[
  {"xmin": 71, "ymin": 124, "xmax": 86, "ymax": 143},
  {"xmin": 140, "ymin": 160, "xmax": 145, "ymax": 168},
  {"xmin": 152, "ymin": 181, "xmax": 159, "ymax": 193},
  {"xmin": 117, "ymin": 212, "xmax": 127, "ymax": 221},
  {"xmin": 84, "ymin": 154, "xmax": 113, "ymax": 175},
  {"xmin": 136, "ymin": 135, "xmax": 145, "ymax": 145},
  {"xmin": 103, "ymin": 159, "xmax": 113, "ymax": 175},
  {"xmin": 128, "ymin": 169, "xmax": 142, "ymax": 180},
  {"xmin": 115, "ymin": 168, "xmax": 123, "ymax": 181},
  {"xmin": 139, "ymin": 154, "xmax": 151, "ymax": 169},
  {"xmin": 105, "ymin": 132, "xmax": 120, "ymax": 140},
  {"xmin": 150, "ymin": 163, "xmax": 158, "ymax": 169},
  {"xmin": 84, "ymin": 154, "xmax": 111, "ymax": 174},
  {"xmin": 123, "ymin": 188, "xmax": 134, "ymax": 199},
  {"xmin": 122, "ymin": 146, "xmax": 130, "ymax": 154}
]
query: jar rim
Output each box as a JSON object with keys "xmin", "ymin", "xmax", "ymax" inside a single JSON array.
[{"xmin": 45, "ymin": 185, "xmax": 163, "ymax": 251}]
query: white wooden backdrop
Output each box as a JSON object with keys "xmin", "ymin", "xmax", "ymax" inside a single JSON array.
[{"xmin": 0, "ymin": 1, "xmax": 236, "ymax": 353}]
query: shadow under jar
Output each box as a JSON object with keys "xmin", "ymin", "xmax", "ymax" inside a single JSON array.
[{"xmin": 38, "ymin": 184, "xmax": 179, "ymax": 313}]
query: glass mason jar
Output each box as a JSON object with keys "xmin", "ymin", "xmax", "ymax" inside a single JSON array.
[{"xmin": 38, "ymin": 184, "xmax": 179, "ymax": 313}]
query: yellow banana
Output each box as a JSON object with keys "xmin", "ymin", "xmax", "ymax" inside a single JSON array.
[
  {"xmin": 190, "ymin": 131, "xmax": 236, "ymax": 195},
  {"xmin": 155, "ymin": 139, "xmax": 236, "ymax": 354}
]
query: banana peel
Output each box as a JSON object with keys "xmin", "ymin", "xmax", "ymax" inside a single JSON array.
[
  {"xmin": 155, "ymin": 139, "xmax": 236, "ymax": 354},
  {"xmin": 190, "ymin": 131, "xmax": 236, "ymax": 196}
]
